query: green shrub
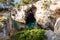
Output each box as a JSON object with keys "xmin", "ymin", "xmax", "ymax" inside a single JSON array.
[{"xmin": 10, "ymin": 29, "xmax": 46, "ymax": 40}]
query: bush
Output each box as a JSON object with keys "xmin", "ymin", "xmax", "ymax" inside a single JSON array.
[{"xmin": 10, "ymin": 29, "xmax": 46, "ymax": 40}]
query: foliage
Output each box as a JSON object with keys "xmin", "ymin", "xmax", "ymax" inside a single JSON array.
[
  {"xmin": 41, "ymin": 0, "xmax": 52, "ymax": 9},
  {"xmin": 0, "ymin": 0, "xmax": 5, "ymax": 3},
  {"xmin": 14, "ymin": 0, "xmax": 39, "ymax": 10},
  {"xmin": 0, "ymin": 0, "xmax": 14, "ymax": 4},
  {"xmin": 15, "ymin": 3, "xmax": 21, "ymax": 11},
  {"xmin": 0, "ymin": 0, "xmax": 14, "ymax": 9},
  {"xmin": 10, "ymin": 29, "xmax": 46, "ymax": 40},
  {"xmin": 0, "ymin": 8, "xmax": 4, "ymax": 12},
  {"xmin": 0, "ymin": 17, "xmax": 7, "ymax": 26},
  {"xmin": 0, "ymin": 0, "xmax": 14, "ymax": 3},
  {"xmin": 15, "ymin": 0, "xmax": 39, "ymax": 7},
  {"xmin": 20, "ymin": 0, "xmax": 39, "ymax": 5},
  {"xmin": 48, "ymin": 16, "xmax": 54, "ymax": 20},
  {"xmin": 0, "ymin": 17, "xmax": 7, "ymax": 22}
]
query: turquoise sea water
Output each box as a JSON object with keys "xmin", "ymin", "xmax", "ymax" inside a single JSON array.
[{"xmin": 12, "ymin": 20, "xmax": 36, "ymax": 30}]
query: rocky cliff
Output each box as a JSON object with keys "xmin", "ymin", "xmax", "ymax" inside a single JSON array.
[{"xmin": 12, "ymin": 0, "xmax": 60, "ymax": 30}]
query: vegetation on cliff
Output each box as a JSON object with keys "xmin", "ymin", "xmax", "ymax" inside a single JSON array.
[{"xmin": 10, "ymin": 29, "xmax": 46, "ymax": 40}]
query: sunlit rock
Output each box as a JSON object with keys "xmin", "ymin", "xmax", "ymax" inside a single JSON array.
[
  {"xmin": 35, "ymin": 7, "xmax": 54, "ymax": 30},
  {"xmin": 12, "ymin": 5, "xmax": 32, "ymax": 23},
  {"xmin": 15, "ymin": 11, "xmax": 26, "ymax": 23},
  {"xmin": 54, "ymin": 17, "xmax": 60, "ymax": 40},
  {"xmin": 54, "ymin": 18, "xmax": 60, "ymax": 34},
  {"xmin": 54, "ymin": 8, "xmax": 60, "ymax": 33},
  {"xmin": 11, "ymin": 0, "xmax": 60, "ymax": 30}
]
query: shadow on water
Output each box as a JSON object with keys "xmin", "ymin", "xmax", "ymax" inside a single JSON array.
[{"xmin": 12, "ymin": 20, "xmax": 26, "ymax": 31}]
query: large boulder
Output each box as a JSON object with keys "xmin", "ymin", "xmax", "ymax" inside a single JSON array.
[
  {"xmin": 35, "ymin": 9, "xmax": 54, "ymax": 29},
  {"xmin": 53, "ymin": 8, "xmax": 60, "ymax": 32},
  {"xmin": 34, "ymin": 0, "xmax": 55, "ymax": 30},
  {"xmin": 34, "ymin": 0, "xmax": 60, "ymax": 30},
  {"xmin": 53, "ymin": 8, "xmax": 60, "ymax": 39},
  {"xmin": 12, "ymin": 4, "xmax": 32, "ymax": 23},
  {"xmin": 45, "ymin": 30, "xmax": 57, "ymax": 40},
  {"xmin": 54, "ymin": 18, "xmax": 60, "ymax": 34},
  {"xmin": 45, "ymin": 30, "xmax": 60, "ymax": 40}
]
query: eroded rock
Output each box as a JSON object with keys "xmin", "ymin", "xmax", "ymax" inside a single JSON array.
[
  {"xmin": 11, "ymin": 0, "xmax": 60, "ymax": 30},
  {"xmin": 54, "ymin": 18, "xmax": 60, "ymax": 34},
  {"xmin": 45, "ymin": 30, "xmax": 56, "ymax": 40}
]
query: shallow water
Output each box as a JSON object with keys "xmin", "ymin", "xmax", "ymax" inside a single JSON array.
[{"xmin": 12, "ymin": 20, "xmax": 36, "ymax": 30}]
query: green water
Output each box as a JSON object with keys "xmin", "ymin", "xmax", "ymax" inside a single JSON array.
[
  {"xmin": 12, "ymin": 20, "xmax": 36, "ymax": 30},
  {"xmin": 25, "ymin": 22, "xmax": 35, "ymax": 29}
]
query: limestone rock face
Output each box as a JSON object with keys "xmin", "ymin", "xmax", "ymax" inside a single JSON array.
[
  {"xmin": 45, "ymin": 30, "xmax": 56, "ymax": 40},
  {"xmin": 11, "ymin": 0, "xmax": 60, "ymax": 30},
  {"xmin": 45, "ymin": 29, "xmax": 60, "ymax": 40},
  {"xmin": 14, "ymin": 11, "xmax": 25, "ymax": 23},
  {"xmin": 54, "ymin": 8, "xmax": 60, "ymax": 40},
  {"xmin": 34, "ymin": 1, "xmax": 54, "ymax": 29},
  {"xmin": 11, "ymin": 1, "xmax": 54, "ymax": 30},
  {"xmin": 12, "ymin": 5, "xmax": 32, "ymax": 23},
  {"xmin": 54, "ymin": 18, "xmax": 60, "ymax": 34},
  {"xmin": 35, "ymin": 9, "xmax": 54, "ymax": 29}
]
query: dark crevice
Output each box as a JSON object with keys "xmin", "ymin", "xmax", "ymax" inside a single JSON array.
[
  {"xmin": 25, "ymin": 5, "xmax": 37, "ymax": 29},
  {"xmin": 25, "ymin": 5, "xmax": 36, "ymax": 24}
]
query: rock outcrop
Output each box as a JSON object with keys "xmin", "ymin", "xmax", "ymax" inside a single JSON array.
[
  {"xmin": 11, "ymin": 0, "xmax": 60, "ymax": 30},
  {"xmin": 54, "ymin": 18, "xmax": 60, "ymax": 34},
  {"xmin": 45, "ymin": 17, "xmax": 60, "ymax": 40},
  {"xmin": 11, "ymin": 1, "xmax": 54, "ymax": 30},
  {"xmin": 34, "ymin": 1, "xmax": 55, "ymax": 30},
  {"xmin": 45, "ymin": 30, "xmax": 56, "ymax": 40},
  {"xmin": 12, "ymin": 4, "xmax": 32, "ymax": 23}
]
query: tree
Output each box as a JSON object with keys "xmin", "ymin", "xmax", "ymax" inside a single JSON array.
[
  {"xmin": 0, "ymin": 0, "xmax": 14, "ymax": 8},
  {"xmin": 0, "ymin": 0, "xmax": 15, "ymax": 36}
]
